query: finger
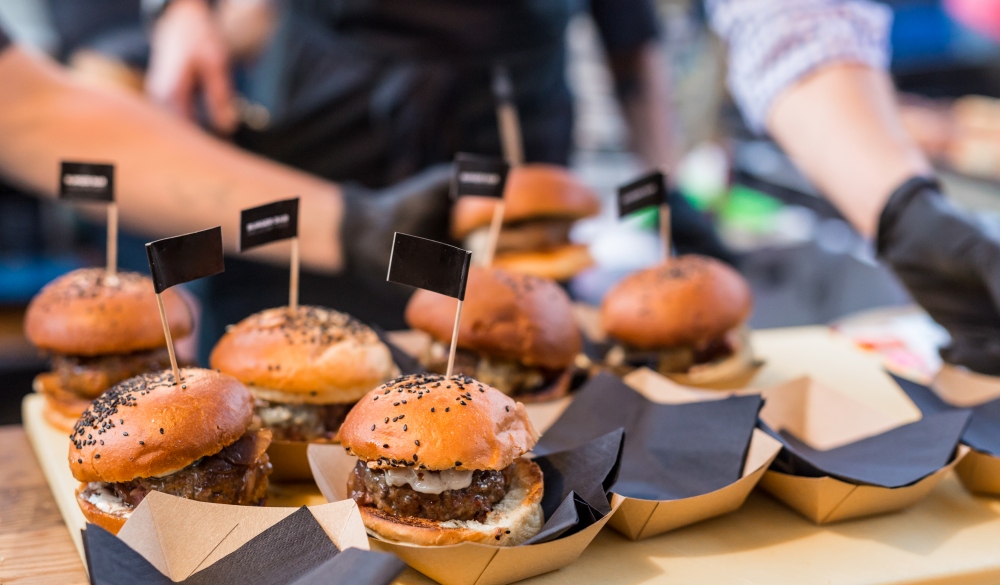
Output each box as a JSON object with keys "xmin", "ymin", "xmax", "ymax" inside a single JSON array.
[
  {"xmin": 199, "ymin": 51, "xmax": 238, "ymax": 134},
  {"xmin": 145, "ymin": 53, "xmax": 197, "ymax": 121}
]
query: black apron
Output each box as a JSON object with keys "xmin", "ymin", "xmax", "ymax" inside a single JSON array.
[{"xmin": 198, "ymin": 0, "xmax": 578, "ymax": 363}]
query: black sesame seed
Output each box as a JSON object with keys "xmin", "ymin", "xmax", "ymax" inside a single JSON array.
[
  {"xmin": 385, "ymin": 417, "xmax": 390, "ymax": 423},
  {"xmin": 505, "ymin": 406, "xmax": 510, "ymax": 412},
  {"xmin": 393, "ymin": 402, "xmax": 400, "ymax": 406},
  {"xmin": 445, "ymin": 407, "xmax": 450, "ymax": 412},
  {"xmin": 431, "ymin": 408, "xmax": 436, "ymax": 413},
  {"xmin": 413, "ymin": 454, "xmax": 418, "ymax": 461},
  {"xmin": 159, "ymin": 428, "xmax": 164, "ymax": 434},
  {"xmin": 495, "ymin": 534, "xmax": 501, "ymax": 540},
  {"xmin": 455, "ymin": 461, "xmax": 462, "ymax": 466},
  {"xmin": 77, "ymin": 459, "xmax": 82, "ymax": 464},
  {"xmin": 139, "ymin": 441, "xmax": 144, "ymax": 445},
  {"xmin": 403, "ymin": 425, "xmax": 407, "ymax": 432},
  {"xmin": 505, "ymin": 530, "xmax": 511, "ymax": 534},
  {"xmin": 119, "ymin": 419, "xmax": 123, "ymax": 425},
  {"xmin": 393, "ymin": 417, "xmax": 398, "ymax": 422},
  {"xmin": 460, "ymin": 401, "xmax": 466, "ymax": 406},
  {"xmin": 372, "ymin": 425, "xmax": 376, "ymax": 431},
  {"xmin": 383, "ymin": 444, "xmax": 389, "ymax": 449},
  {"xmin": 374, "ymin": 396, "xmax": 378, "ymax": 401},
  {"xmin": 122, "ymin": 432, "xmax": 128, "ymax": 436},
  {"xmin": 415, "ymin": 440, "xmax": 420, "ymax": 446},
  {"xmin": 95, "ymin": 454, "xmax": 100, "ymax": 459}
]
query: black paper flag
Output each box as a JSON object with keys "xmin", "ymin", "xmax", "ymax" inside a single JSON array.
[
  {"xmin": 60, "ymin": 161, "xmax": 114, "ymax": 202},
  {"xmin": 451, "ymin": 153, "xmax": 509, "ymax": 199},
  {"xmin": 387, "ymin": 233, "xmax": 471, "ymax": 300},
  {"xmin": 146, "ymin": 227, "xmax": 225, "ymax": 294},
  {"xmin": 240, "ymin": 198, "xmax": 299, "ymax": 251},
  {"xmin": 618, "ymin": 171, "xmax": 667, "ymax": 218}
]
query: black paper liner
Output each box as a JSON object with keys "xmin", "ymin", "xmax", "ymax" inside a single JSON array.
[
  {"xmin": 533, "ymin": 372, "xmax": 761, "ymax": 501},
  {"xmin": 82, "ymin": 507, "xmax": 405, "ymax": 585},
  {"xmin": 762, "ymin": 407, "xmax": 970, "ymax": 488},
  {"xmin": 894, "ymin": 374, "xmax": 1000, "ymax": 457}
]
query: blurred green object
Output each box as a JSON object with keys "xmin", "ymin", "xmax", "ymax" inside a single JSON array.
[{"xmin": 719, "ymin": 184, "xmax": 783, "ymax": 234}]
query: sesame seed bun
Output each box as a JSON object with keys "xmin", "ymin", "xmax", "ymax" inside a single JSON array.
[
  {"xmin": 68, "ymin": 368, "xmax": 254, "ymax": 483},
  {"xmin": 601, "ymin": 256, "xmax": 752, "ymax": 350},
  {"xmin": 405, "ymin": 266, "xmax": 581, "ymax": 371},
  {"xmin": 451, "ymin": 164, "xmax": 600, "ymax": 240},
  {"xmin": 360, "ymin": 457, "xmax": 544, "ymax": 546},
  {"xmin": 24, "ymin": 268, "xmax": 191, "ymax": 356},
  {"xmin": 76, "ymin": 484, "xmax": 128, "ymax": 534},
  {"xmin": 209, "ymin": 306, "xmax": 399, "ymax": 405},
  {"xmin": 493, "ymin": 243, "xmax": 595, "ymax": 282},
  {"xmin": 339, "ymin": 374, "xmax": 539, "ymax": 472}
]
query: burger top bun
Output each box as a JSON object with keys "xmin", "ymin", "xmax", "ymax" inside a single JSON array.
[
  {"xmin": 405, "ymin": 266, "xmax": 581, "ymax": 370},
  {"xmin": 339, "ymin": 373, "xmax": 539, "ymax": 472},
  {"xmin": 210, "ymin": 306, "xmax": 399, "ymax": 403},
  {"xmin": 25, "ymin": 268, "xmax": 192, "ymax": 356},
  {"xmin": 602, "ymin": 255, "xmax": 752, "ymax": 350},
  {"xmin": 69, "ymin": 368, "xmax": 254, "ymax": 483},
  {"xmin": 451, "ymin": 164, "xmax": 601, "ymax": 240}
]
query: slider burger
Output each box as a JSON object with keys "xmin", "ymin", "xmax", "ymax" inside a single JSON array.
[
  {"xmin": 452, "ymin": 164, "xmax": 601, "ymax": 281},
  {"xmin": 405, "ymin": 266, "xmax": 581, "ymax": 401},
  {"xmin": 339, "ymin": 373, "xmax": 543, "ymax": 546},
  {"xmin": 601, "ymin": 255, "xmax": 757, "ymax": 388},
  {"xmin": 210, "ymin": 306, "xmax": 399, "ymax": 441},
  {"xmin": 24, "ymin": 268, "xmax": 192, "ymax": 431},
  {"xmin": 69, "ymin": 368, "xmax": 272, "ymax": 534}
]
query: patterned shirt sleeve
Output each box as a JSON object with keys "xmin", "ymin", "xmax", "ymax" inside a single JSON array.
[{"xmin": 706, "ymin": 0, "xmax": 893, "ymax": 133}]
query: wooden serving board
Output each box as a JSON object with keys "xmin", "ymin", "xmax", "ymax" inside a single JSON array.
[{"xmin": 21, "ymin": 393, "xmax": 326, "ymax": 562}]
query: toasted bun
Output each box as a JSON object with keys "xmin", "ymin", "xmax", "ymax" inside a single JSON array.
[
  {"xmin": 361, "ymin": 457, "xmax": 544, "ymax": 546},
  {"xmin": 493, "ymin": 244, "xmax": 594, "ymax": 282},
  {"xmin": 452, "ymin": 164, "xmax": 600, "ymax": 240},
  {"xmin": 405, "ymin": 266, "xmax": 581, "ymax": 370},
  {"xmin": 24, "ymin": 268, "xmax": 191, "ymax": 356},
  {"xmin": 602, "ymin": 256, "xmax": 752, "ymax": 350},
  {"xmin": 69, "ymin": 368, "xmax": 254, "ymax": 483},
  {"xmin": 210, "ymin": 306, "xmax": 398, "ymax": 404},
  {"xmin": 339, "ymin": 374, "xmax": 539, "ymax": 471},
  {"xmin": 76, "ymin": 484, "xmax": 129, "ymax": 534},
  {"xmin": 34, "ymin": 374, "xmax": 93, "ymax": 431}
]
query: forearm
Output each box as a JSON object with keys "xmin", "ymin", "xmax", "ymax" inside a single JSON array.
[
  {"xmin": 767, "ymin": 63, "xmax": 931, "ymax": 237},
  {"xmin": 611, "ymin": 43, "xmax": 675, "ymax": 169},
  {"xmin": 0, "ymin": 48, "xmax": 343, "ymax": 272}
]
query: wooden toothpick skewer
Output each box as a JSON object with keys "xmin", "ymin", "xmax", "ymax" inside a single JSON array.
[
  {"xmin": 289, "ymin": 237, "xmax": 300, "ymax": 311},
  {"xmin": 660, "ymin": 203, "xmax": 671, "ymax": 261},
  {"xmin": 445, "ymin": 299, "xmax": 465, "ymax": 380},
  {"xmin": 106, "ymin": 203, "xmax": 118, "ymax": 277},
  {"xmin": 155, "ymin": 292, "xmax": 181, "ymax": 385},
  {"xmin": 482, "ymin": 201, "xmax": 506, "ymax": 267}
]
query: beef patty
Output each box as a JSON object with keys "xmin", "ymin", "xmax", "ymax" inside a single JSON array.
[
  {"xmin": 50, "ymin": 348, "xmax": 175, "ymax": 399},
  {"xmin": 420, "ymin": 343, "xmax": 560, "ymax": 397},
  {"xmin": 254, "ymin": 399, "xmax": 353, "ymax": 442},
  {"xmin": 348, "ymin": 461, "xmax": 511, "ymax": 522},
  {"xmin": 110, "ymin": 429, "xmax": 272, "ymax": 508}
]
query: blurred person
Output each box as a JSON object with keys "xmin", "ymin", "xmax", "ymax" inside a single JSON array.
[{"xmin": 0, "ymin": 28, "xmax": 453, "ymax": 356}]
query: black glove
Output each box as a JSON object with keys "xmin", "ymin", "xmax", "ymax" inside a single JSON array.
[
  {"xmin": 877, "ymin": 177, "xmax": 1000, "ymax": 375},
  {"xmin": 340, "ymin": 164, "xmax": 454, "ymax": 285}
]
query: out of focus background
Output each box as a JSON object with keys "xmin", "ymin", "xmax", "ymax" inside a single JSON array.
[{"xmin": 2, "ymin": 0, "xmax": 1000, "ymax": 422}]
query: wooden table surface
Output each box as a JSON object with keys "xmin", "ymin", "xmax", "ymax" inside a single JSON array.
[{"xmin": 0, "ymin": 425, "xmax": 88, "ymax": 585}]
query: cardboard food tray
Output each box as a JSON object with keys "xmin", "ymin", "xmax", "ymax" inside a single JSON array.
[
  {"xmin": 757, "ymin": 376, "xmax": 969, "ymax": 524},
  {"xmin": 21, "ymin": 393, "xmax": 331, "ymax": 564},
  {"xmin": 598, "ymin": 368, "xmax": 782, "ymax": 540},
  {"xmin": 933, "ymin": 364, "xmax": 1000, "ymax": 496},
  {"xmin": 308, "ymin": 443, "xmax": 621, "ymax": 585}
]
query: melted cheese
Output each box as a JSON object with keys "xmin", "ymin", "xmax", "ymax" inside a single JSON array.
[
  {"xmin": 84, "ymin": 482, "xmax": 133, "ymax": 516},
  {"xmin": 383, "ymin": 468, "xmax": 474, "ymax": 494}
]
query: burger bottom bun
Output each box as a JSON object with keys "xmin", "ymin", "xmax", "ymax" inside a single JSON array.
[
  {"xmin": 250, "ymin": 385, "xmax": 370, "ymax": 406},
  {"xmin": 44, "ymin": 402, "xmax": 83, "ymax": 433},
  {"xmin": 76, "ymin": 484, "xmax": 129, "ymax": 534},
  {"xmin": 665, "ymin": 335, "xmax": 761, "ymax": 390},
  {"xmin": 361, "ymin": 458, "xmax": 544, "ymax": 547},
  {"xmin": 35, "ymin": 374, "xmax": 92, "ymax": 431},
  {"xmin": 493, "ymin": 244, "xmax": 594, "ymax": 282},
  {"xmin": 516, "ymin": 368, "xmax": 574, "ymax": 404}
]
